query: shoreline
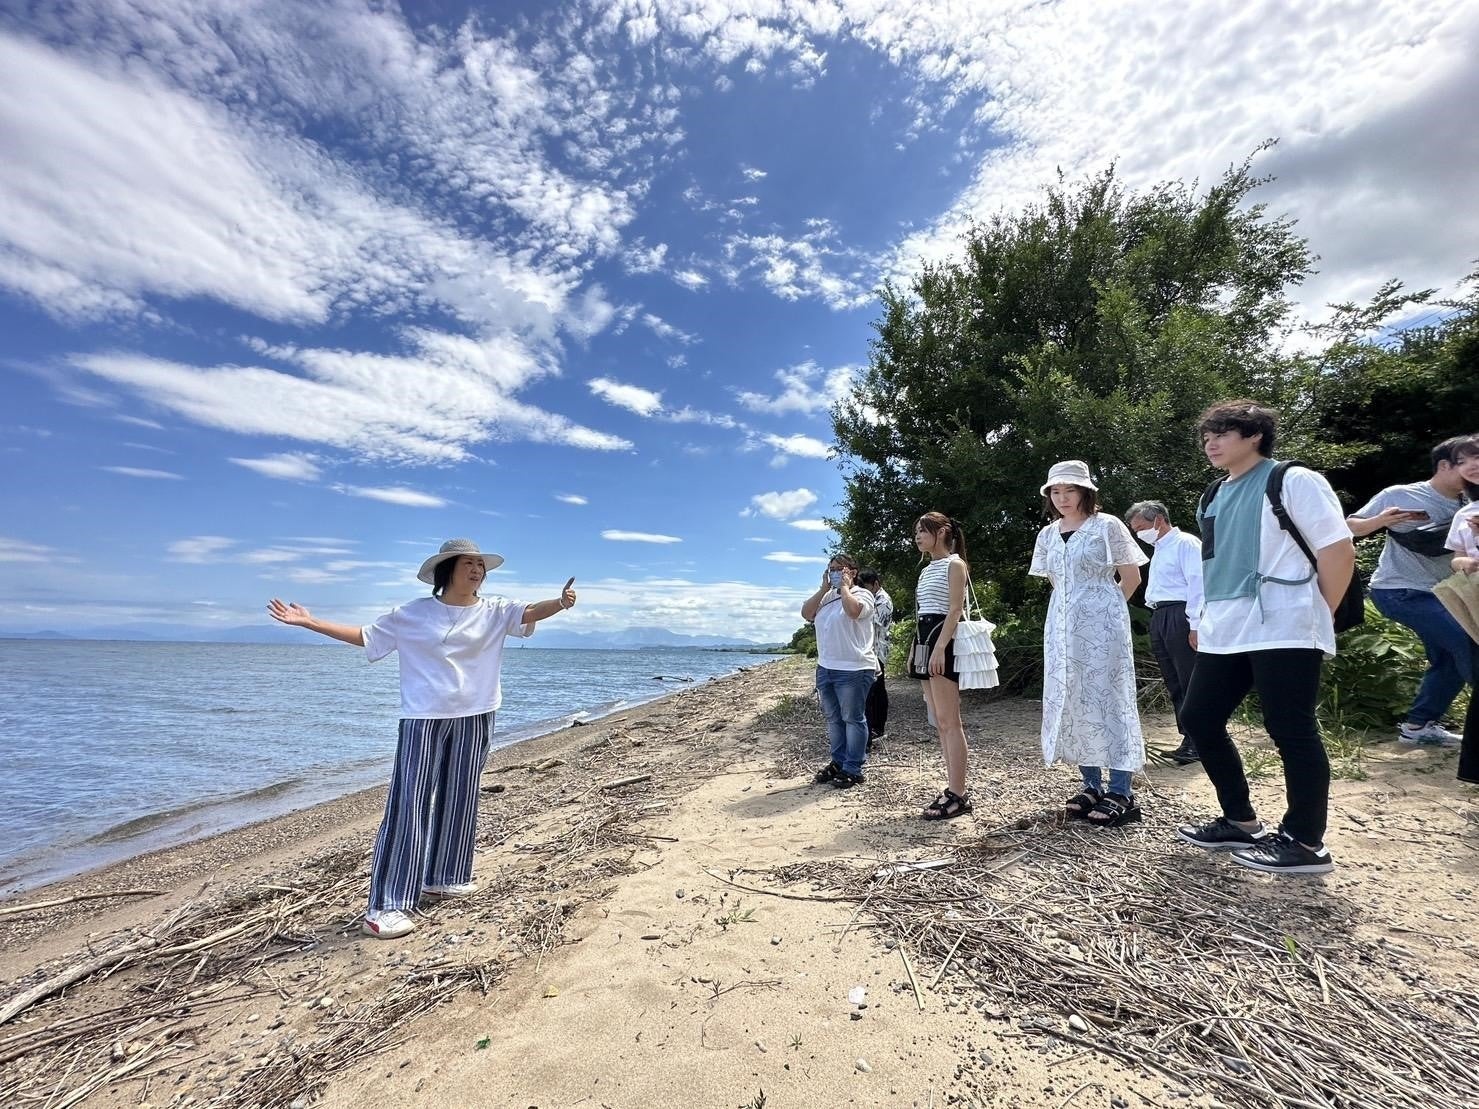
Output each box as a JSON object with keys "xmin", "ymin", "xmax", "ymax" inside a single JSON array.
[
  {"xmin": 3, "ymin": 659, "xmax": 1476, "ymax": 1108},
  {"xmin": 0, "ymin": 655, "xmax": 786, "ymax": 902}
]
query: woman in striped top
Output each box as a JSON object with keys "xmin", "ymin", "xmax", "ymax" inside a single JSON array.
[{"xmin": 910, "ymin": 511, "xmax": 972, "ymax": 820}]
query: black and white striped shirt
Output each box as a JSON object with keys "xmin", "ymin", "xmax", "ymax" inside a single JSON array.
[{"xmin": 915, "ymin": 555, "xmax": 960, "ymax": 615}]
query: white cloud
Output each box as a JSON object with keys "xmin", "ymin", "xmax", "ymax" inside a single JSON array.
[
  {"xmin": 604, "ymin": 1, "xmax": 1479, "ymax": 318},
  {"xmin": 333, "ymin": 484, "xmax": 447, "ymax": 508},
  {"xmin": 789, "ymin": 518, "xmax": 830, "ymax": 532},
  {"xmin": 589, "ymin": 377, "xmax": 664, "ymax": 416},
  {"xmin": 100, "ymin": 465, "xmax": 182, "ymax": 480},
  {"xmin": 741, "ymin": 165, "xmax": 767, "ymax": 181},
  {"xmin": 764, "ymin": 551, "xmax": 829, "ymax": 564},
  {"xmin": 736, "ymin": 361, "xmax": 858, "ymax": 415},
  {"xmin": 168, "ymin": 536, "xmax": 236, "ymax": 563},
  {"xmin": 622, "ymin": 240, "xmax": 669, "ymax": 274},
  {"xmin": 673, "ymin": 269, "xmax": 709, "ymax": 290},
  {"xmin": 725, "ymin": 223, "xmax": 870, "ymax": 308},
  {"xmin": 241, "ymin": 548, "xmax": 303, "ymax": 564},
  {"xmin": 555, "ymin": 493, "xmax": 589, "ymax": 505},
  {"xmin": 744, "ymin": 488, "xmax": 818, "ymax": 521},
  {"xmin": 601, "ymin": 529, "xmax": 683, "ymax": 543},
  {"xmin": 73, "ymin": 332, "xmax": 632, "ymax": 464},
  {"xmin": 0, "ymin": 537, "xmax": 54, "ymax": 563},
  {"xmin": 763, "ymin": 433, "xmax": 831, "ymax": 460},
  {"xmin": 229, "ymin": 453, "xmax": 322, "ymax": 482},
  {"xmin": 641, "ymin": 312, "xmax": 697, "ymax": 344},
  {"xmin": 743, "ymin": 536, "xmax": 774, "ymax": 543},
  {"xmin": 115, "ymin": 414, "xmax": 164, "ymax": 430}
]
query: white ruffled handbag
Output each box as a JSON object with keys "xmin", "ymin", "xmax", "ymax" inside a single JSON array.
[{"xmin": 954, "ymin": 574, "xmax": 999, "ymax": 691}]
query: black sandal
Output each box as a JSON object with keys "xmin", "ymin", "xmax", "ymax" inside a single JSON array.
[
  {"xmin": 1086, "ymin": 792, "xmax": 1142, "ymax": 828},
  {"xmin": 1065, "ymin": 787, "xmax": 1103, "ymax": 819},
  {"xmin": 922, "ymin": 789, "xmax": 973, "ymax": 821},
  {"xmin": 814, "ymin": 761, "xmax": 840, "ymax": 784}
]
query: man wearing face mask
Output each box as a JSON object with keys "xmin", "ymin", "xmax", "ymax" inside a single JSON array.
[
  {"xmin": 1126, "ymin": 500, "xmax": 1204, "ymax": 764},
  {"xmin": 801, "ymin": 554, "xmax": 877, "ymax": 788}
]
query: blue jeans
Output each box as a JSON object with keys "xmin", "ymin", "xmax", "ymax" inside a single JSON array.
[
  {"xmin": 1371, "ymin": 588, "xmax": 1473, "ymax": 724},
  {"xmin": 816, "ymin": 666, "xmax": 874, "ymax": 776},
  {"xmin": 1081, "ymin": 766, "xmax": 1134, "ymax": 797}
]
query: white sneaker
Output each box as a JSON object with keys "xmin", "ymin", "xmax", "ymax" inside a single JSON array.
[
  {"xmin": 361, "ymin": 910, "xmax": 417, "ymax": 939},
  {"xmin": 423, "ymin": 881, "xmax": 479, "ymax": 898},
  {"xmin": 1398, "ymin": 721, "xmax": 1462, "ymax": 746}
]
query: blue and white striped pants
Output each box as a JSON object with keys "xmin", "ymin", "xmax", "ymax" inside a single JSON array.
[{"xmin": 367, "ymin": 712, "xmax": 493, "ymax": 913}]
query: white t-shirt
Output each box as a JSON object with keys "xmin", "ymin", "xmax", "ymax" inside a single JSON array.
[
  {"xmin": 1197, "ymin": 467, "xmax": 1351, "ymax": 658},
  {"xmin": 813, "ymin": 589, "xmax": 878, "ymax": 671},
  {"xmin": 362, "ymin": 595, "xmax": 533, "ymax": 718},
  {"xmin": 1447, "ymin": 503, "xmax": 1479, "ymax": 559}
]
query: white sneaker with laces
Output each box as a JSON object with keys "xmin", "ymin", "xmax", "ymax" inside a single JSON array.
[
  {"xmin": 1398, "ymin": 721, "xmax": 1462, "ymax": 746},
  {"xmin": 361, "ymin": 909, "xmax": 417, "ymax": 939},
  {"xmin": 423, "ymin": 881, "xmax": 479, "ymax": 898}
]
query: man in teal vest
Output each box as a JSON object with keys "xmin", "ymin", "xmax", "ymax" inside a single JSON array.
[{"xmin": 1174, "ymin": 400, "xmax": 1356, "ymax": 875}]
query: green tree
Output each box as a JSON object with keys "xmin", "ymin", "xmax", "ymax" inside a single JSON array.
[
  {"xmin": 832, "ymin": 153, "xmax": 1314, "ymax": 685},
  {"xmin": 1296, "ymin": 274, "xmax": 1479, "ymax": 504}
]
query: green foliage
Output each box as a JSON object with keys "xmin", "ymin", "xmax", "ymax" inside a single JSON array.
[
  {"xmin": 830, "ymin": 150, "xmax": 1475, "ymax": 731},
  {"xmin": 833, "ymin": 151, "xmax": 1311, "ymax": 625},
  {"xmin": 1319, "ymin": 602, "xmax": 1428, "ymax": 732},
  {"xmin": 786, "ymin": 623, "xmax": 817, "ymax": 659}
]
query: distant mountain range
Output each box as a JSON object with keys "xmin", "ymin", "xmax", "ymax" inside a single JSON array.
[{"xmin": 0, "ymin": 623, "xmax": 774, "ymax": 650}]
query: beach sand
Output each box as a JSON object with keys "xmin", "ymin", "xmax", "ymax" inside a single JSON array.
[{"xmin": 2, "ymin": 657, "xmax": 1477, "ymax": 1108}]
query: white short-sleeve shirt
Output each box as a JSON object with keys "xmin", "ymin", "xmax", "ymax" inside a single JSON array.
[
  {"xmin": 1447, "ymin": 503, "xmax": 1479, "ymax": 559},
  {"xmin": 1196, "ymin": 467, "xmax": 1351, "ymax": 658},
  {"xmin": 813, "ymin": 589, "xmax": 878, "ymax": 671},
  {"xmin": 362, "ymin": 595, "xmax": 533, "ymax": 718}
]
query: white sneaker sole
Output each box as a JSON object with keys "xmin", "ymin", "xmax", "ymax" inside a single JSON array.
[
  {"xmin": 1229, "ymin": 852, "xmax": 1334, "ymax": 876},
  {"xmin": 1175, "ymin": 827, "xmax": 1263, "ymax": 851},
  {"xmin": 360, "ymin": 918, "xmax": 416, "ymax": 939},
  {"xmin": 423, "ymin": 885, "xmax": 479, "ymax": 898}
]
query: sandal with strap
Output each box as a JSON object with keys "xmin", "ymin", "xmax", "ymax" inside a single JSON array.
[
  {"xmin": 922, "ymin": 788, "xmax": 973, "ymax": 821},
  {"xmin": 1065, "ymin": 787, "xmax": 1103, "ymax": 819},
  {"xmin": 1086, "ymin": 791, "xmax": 1143, "ymax": 828},
  {"xmin": 814, "ymin": 761, "xmax": 840, "ymax": 784}
]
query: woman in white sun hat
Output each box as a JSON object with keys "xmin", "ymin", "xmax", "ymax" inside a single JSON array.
[
  {"xmin": 268, "ymin": 539, "xmax": 577, "ymax": 939},
  {"xmin": 1030, "ymin": 461, "xmax": 1149, "ymax": 829}
]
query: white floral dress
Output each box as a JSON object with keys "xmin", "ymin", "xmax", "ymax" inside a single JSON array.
[{"xmin": 1030, "ymin": 514, "xmax": 1149, "ymax": 771}]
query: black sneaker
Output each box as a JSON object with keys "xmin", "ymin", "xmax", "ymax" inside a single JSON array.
[
  {"xmin": 1230, "ymin": 830, "xmax": 1334, "ymax": 875},
  {"xmin": 1176, "ymin": 816, "xmax": 1268, "ymax": 851},
  {"xmin": 831, "ymin": 768, "xmax": 866, "ymax": 789},
  {"xmin": 813, "ymin": 761, "xmax": 840, "ymax": 784}
]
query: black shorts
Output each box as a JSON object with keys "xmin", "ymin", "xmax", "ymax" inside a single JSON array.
[{"xmin": 909, "ymin": 613, "xmax": 959, "ymax": 683}]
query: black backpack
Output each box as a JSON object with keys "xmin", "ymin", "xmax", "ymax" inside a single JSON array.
[{"xmin": 1198, "ymin": 461, "xmax": 1366, "ymax": 634}]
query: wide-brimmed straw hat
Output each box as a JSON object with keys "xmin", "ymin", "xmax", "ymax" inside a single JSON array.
[
  {"xmin": 1039, "ymin": 460, "xmax": 1098, "ymax": 496},
  {"xmin": 417, "ymin": 538, "xmax": 504, "ymax": 584}
]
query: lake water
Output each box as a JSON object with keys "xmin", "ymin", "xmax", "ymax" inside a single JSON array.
[{"xmin": 0, "ymin": 640, "xmax": 777, "ymax": 894}]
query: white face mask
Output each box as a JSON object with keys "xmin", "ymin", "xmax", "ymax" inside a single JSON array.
[{"xmin": 1135, "ymin": 528, "xmax": 1159, "ymax": 545}]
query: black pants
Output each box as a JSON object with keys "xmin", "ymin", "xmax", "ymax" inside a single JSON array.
[
  {"xmin": 865, "ymin": 671, "xmax": 888, "ymax": 738},
  {"xmin": 1461, "ymin": 651, "xmax": 1479, "ymax": 785},
  {"xmin": 1179, "ymin": 648, "xmax": 1329, "ymax": 847},
  {"xmin": 1149, "ymin": 602, "xmax": 1197, "ymax": 737}
]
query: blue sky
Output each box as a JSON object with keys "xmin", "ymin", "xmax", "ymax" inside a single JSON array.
[{"xmin": 3, "ymin": 0, "xmax": 1477, "ymax": 641}]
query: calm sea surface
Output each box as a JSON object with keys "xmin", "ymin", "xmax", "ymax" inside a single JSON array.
[{"xmin": 0, "ymin": 640, "xmax": 777, "ymax": 894}]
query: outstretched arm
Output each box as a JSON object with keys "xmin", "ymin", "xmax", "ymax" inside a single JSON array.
[
  {"xmin": 521, "ymin": 578, "xmax": 578, "ymax": 625},
  {"xmin": 267, "ymin": 599, "xmax": 365, "ymax": 647}
]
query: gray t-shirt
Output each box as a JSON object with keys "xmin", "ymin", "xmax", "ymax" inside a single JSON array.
[{"xmin": 1357, "ymin": 481, "xmax": 1463, "ymax": 591}]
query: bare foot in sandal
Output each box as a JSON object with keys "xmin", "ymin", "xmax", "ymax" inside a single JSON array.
[
  {"xmin": 922, "ymin": 789, "xmax": 973, "ymax": 821},
  {"xmin": 1086, "ymin": 791, "xmax": 1142, "ymax": 828},
  {"xmin": 1065, "ymin": 787, "xmax": 1102, "ymax": 818}
]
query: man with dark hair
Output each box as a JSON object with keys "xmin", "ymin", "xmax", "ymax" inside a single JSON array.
[
  {"xmin": 1126, "ymin": 499, "xmax": 1203, "ymax": 763},
  {"xmin": 1175, "ymin": 400, "xmax": 1356, "ymax": 875},
  {"xmin": 1346, "ymin": 436, "xmax": 1478, "ymax": 745},
  {"xmin": 857, "ymin": 569, "xmax": 893, "ymax": 748}
]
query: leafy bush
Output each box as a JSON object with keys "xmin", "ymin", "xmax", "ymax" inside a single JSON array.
[{"xmin": 1318, "ymin": 602, "xmax": 1427, "ymax": 732}]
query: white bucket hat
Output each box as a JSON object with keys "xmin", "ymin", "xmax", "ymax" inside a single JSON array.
[
  {"xmin": 417, "ymin": 538, "xmax": 504, "ymax": 584},
  {"xmin": 1039, "ymin": 460, "xmax": 1098, "ymax": 496}
]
